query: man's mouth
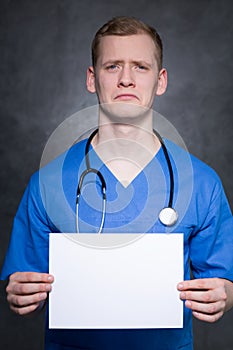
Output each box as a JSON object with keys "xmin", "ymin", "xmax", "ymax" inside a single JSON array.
[{"xmin": 114, "ymin": 94, "xmax": 139, "ymax": 101}]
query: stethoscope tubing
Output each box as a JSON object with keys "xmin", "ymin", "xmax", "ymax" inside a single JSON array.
[{"xmin": 76, "ymin": 129, "xmax": 177, "ymax": 233}]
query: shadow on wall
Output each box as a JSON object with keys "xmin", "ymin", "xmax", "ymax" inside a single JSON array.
[{"xmin": 0, "ymin": 280, "xmax": 45, "ymax": 350}]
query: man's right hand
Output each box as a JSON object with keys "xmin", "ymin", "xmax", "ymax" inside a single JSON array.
[{"xmin": 6, "ymin": 272, "xmax": 54, "ymax": 315}]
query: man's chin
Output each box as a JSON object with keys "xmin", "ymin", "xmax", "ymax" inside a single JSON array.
[{"xmin": 99, "ymin": 102, "xmax": 151, "ymax": 123}]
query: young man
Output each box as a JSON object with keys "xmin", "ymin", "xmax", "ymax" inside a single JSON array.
[{"xmin": 1, "ymin": 16, "xmax": 233, "ymax": 350}]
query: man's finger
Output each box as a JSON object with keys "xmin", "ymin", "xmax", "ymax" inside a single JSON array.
[
  {"xmin": 192, "ymin": 310, "xmax": 224, "ymax": 323},
  {"xmin": 177, "ymin": 278, "xmax": 223, "ymax": 291},
  {"xmin": 8, "ymin": 292, "xmax": 48, "ymax": 308},
  {"xmin": 179, "ymin": 290, "xmax": 217, "ymax": 303},
  {"xmin": 10, "ymin": 302, "xmax": 42, "ymax": 316},
  {"xmin": 7, "ymin": 281, "xmax": 52, "ymax": 296},
  {"xmin": 9, "ymin": 272, "xmax": 54, "ymax": 283},
  {"xmin": 184, "ymin": 299, "xmax": 225, "ymax": 315}
]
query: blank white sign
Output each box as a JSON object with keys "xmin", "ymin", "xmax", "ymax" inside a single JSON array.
[{"xmin": 49, "ymin": 233, "xmax": 183, "ymax": 329}]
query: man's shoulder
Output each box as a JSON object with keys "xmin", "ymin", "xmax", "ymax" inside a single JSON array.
[
  {"xmin": 40, "ymin": 139, "xmax": 87, "ymax": 174},
  {"xmin": 165, "ymin": 139, "xmax": 221, "ymax": 186},
  {"xmin": 28, "ymin": 139, "xmax": 87, "ymax": 190},
  {"xmin": 189, "ymin": 150, "xmax": 220, "ymax": 185}
]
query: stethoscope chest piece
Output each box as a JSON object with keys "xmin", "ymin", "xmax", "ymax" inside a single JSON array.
[{"xmin": 159, "ymin": 207, "xmax": 178, "ymax": 226}]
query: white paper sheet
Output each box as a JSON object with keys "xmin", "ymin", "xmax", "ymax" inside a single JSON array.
[{"xmin": 49, "ymin": 233, "xmax": 183, "ymax": 329}]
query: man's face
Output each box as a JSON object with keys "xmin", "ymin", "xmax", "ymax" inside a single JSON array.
[{"xmin": 87, "ymin": 34, "xmax": 167, "ymax": 117}]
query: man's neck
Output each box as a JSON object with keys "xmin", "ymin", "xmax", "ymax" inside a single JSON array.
[{"xmin": 91, "ymin": 120, "xmax": 161, "ymax": 187}]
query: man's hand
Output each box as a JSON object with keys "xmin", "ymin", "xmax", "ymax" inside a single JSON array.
[
  {"xmin": 6, "ymin": 272, "xmax": 54, "ymax": 315},
  {"xmin": 177, "ymin": 278, "xmax": 233, "ymax": 323}
]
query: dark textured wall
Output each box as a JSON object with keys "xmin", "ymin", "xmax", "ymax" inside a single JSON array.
[{"xmin": 0, "ymin": 0, "xmax": 232, "ymax": 349}]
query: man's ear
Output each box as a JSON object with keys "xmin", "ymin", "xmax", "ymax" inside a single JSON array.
[
  {"xmin": 86, "ymin": 66, "xmax": 96, "ymax": 93},
  {"xmin": 156, "ymin": 68, "xmax": 168, "ymax": 96}
]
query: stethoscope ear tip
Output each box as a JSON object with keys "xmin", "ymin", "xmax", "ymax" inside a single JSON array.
[{"xmin": 159, "ymin": 207, "xmax": 178, "ymax": 227}]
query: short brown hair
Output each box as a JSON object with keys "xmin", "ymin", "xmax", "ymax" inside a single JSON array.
[{"xmin": 91, "ymin": 16, "xmax": 163, "ymax": 70}]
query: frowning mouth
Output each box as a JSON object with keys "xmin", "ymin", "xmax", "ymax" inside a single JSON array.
[{"xmin": 114, "ymin": 94, "xmax": 139, "ymax": 101}]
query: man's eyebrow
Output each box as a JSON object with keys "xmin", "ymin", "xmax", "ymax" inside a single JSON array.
[
  {"xmin": 102, "ymin": 59, "xmax": 153, "ymax": 67},
  {"xmin": 131, "ymin": 60, "xmax": 153, "ymax": 67},
  {"xmin": 102, "ymin": 60, "xmax": 124, "ymax": 66}
]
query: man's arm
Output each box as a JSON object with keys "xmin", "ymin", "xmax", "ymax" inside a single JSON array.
[
  {"xmin": 177, "ymin": 278, "xmax": 233, "ymax": 323},
  {"xmin": 6, "ymin": 272, "xmax": 54, "ymax": 315}
]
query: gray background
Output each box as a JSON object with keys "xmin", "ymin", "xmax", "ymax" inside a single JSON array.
[{"xmin": 0, "ymin": 0, "xmax": 233, "ymax": 349}]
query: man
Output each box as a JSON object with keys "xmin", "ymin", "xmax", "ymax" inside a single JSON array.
[{"xmin": 1, "ymin": 16, "xmax": 233, "ymax": 350}]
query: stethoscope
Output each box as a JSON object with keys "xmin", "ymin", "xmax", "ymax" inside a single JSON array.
[{"xmin": 76, "ymin": 129, "xmax": 178, "ymax": 233}]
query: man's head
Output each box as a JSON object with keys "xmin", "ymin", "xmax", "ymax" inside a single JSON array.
[
  {"xmin": 91, "ymin": 16, "xmax": 163, "ymax": 71},
  {"xmin": 87, "ymin": 16, "xmax": 167, "ymax": 120}
]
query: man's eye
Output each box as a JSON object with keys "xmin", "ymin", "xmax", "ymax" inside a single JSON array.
[
  {"xmin": 106, "ymin": 64, "xmax": 118, "ymax": 71},
  {"xmin": 137, "ymin": 65, "xmax": 147, "ymax": 70}
]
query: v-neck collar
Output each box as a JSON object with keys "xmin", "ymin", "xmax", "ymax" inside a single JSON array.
[{"xmin": 88, "ymin": 142, "xmax": 164, "ymax": 189}]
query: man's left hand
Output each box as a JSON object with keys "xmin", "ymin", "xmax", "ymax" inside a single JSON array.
[{"xmin": 177, "ymin": 278, "xmax": 233, "ymax": 323}]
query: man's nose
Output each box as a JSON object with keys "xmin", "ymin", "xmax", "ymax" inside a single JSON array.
[{"xmin": 118, "ymin": 66, "xmax": 135, "ymax": 87}]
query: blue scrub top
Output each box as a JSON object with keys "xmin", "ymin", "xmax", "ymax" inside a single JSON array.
[{"xmin": 1, "ymin": 139, "xmax": 233, "ymax": 350}]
